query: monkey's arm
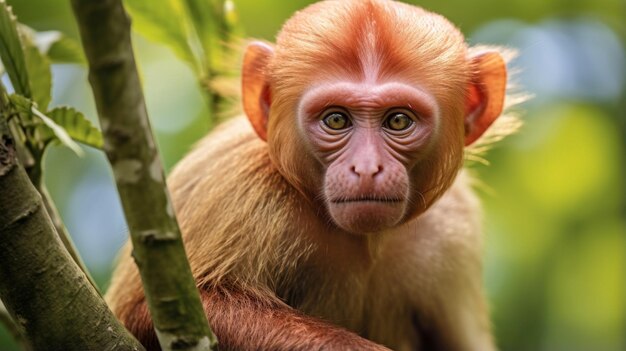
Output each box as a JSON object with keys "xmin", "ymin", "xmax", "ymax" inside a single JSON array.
[{"xmin": 124, "ymin": 287, "xmax": 390, "ymax": 351}]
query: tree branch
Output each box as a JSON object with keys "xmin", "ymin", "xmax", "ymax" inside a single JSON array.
[
  {"xmin": 37, "ymin": 183, "xmax": 100, "ymax": 293},
  {"xmin": 0, "ymin": 299, "xmax": 30, "ymax": 350},
  {"xmin": 0, "ymin": 92, "xmax": 145, "ymax": 350},
  {"xmin": 70, "ymin": 0, "xmax": 218, "ymax": 350}
]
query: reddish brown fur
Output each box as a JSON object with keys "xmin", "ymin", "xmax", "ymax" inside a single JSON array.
[
  {"xmin": 106, "ymin": 1, "xmax": 516, "ymax": 350},
  {"xmin": 123, "ymin": 286, "xmax": 402, "ymax": 351}
]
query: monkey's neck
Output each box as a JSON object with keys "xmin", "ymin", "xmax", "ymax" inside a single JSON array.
[{"xmin": 309, "ymin": 225, "xmax": 389, "ymax": 272}]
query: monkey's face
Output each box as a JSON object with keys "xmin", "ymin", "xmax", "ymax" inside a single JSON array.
[
  {"xmin": 243, "ymin": 1, "xmax": 508, "ymax": 235},
  {"xmin": 298, "ymin": 80, "xmax": 439, "ymax": 234}
]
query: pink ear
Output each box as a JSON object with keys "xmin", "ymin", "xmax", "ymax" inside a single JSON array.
[
  {"xmin": 464, "ymin": 51, "xmax": 507, "ymax": 146},
  {"xmin": 242, "ymin": 41, "xmax": 274, "ymax": 141}
]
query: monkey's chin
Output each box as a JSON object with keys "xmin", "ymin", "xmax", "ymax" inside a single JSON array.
[{"xmin": 328, "ymin": 201, "xmax": 406, "ymax": 234}]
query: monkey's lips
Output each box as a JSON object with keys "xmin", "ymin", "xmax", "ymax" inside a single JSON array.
[
  {"xmin": 331, "ymin": 196, "xmax": 404, "ymax": 204},
  {"xmin": 328, "ymin": 196, "xmax": 406, "ymax": 233}
]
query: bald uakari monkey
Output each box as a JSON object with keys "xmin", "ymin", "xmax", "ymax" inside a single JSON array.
[{"xmin": 106, "ymin": 0, "xmax": 515, "ymax": 350}]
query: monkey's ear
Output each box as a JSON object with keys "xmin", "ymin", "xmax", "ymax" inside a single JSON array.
[
  {"xmin": 464, "ymin": 51, "xmax": 507, "ymax": 146},
  {"xmin": 242, "ymin": 41, "xmax": 274, "ymax": 141}
]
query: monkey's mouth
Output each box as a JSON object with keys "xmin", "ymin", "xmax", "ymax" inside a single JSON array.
[
  {"xmin": 331, "ymin": 196, "xmax": 403, "ymax": 204},
  {"xmin": 327, "ymin": 196, "xmax": 406, "ymax": 233}
]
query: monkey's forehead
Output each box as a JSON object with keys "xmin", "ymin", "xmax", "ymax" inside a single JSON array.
[
  {"xmin": 269, "ymin": 0, "xmax": 468, "ymax": 95},
  {"xmin": 276, "ymin": 0, "xmax": 465, "ymax": 55}
]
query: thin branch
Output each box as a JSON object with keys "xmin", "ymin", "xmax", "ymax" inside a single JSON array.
[
  {"xmin": 38, "ymin": 183, "xmax": 101, "ymax": 294},
  {"xmin": 70, "ymin": 0, "xmax": 218, "ymax": 350}
]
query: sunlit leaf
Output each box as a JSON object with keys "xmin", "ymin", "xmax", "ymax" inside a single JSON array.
[
  {"xmin": 16, "ymin": 25, "xmax": 52, "ymax": 111},
  {"xmin": 47, "ymin": 36, "xmax": 85, "ymax": 64},
  {"xmin": 23, "ymin": 42, "xmax": 52, "ymax": 112},
  {"xmin": 124, "ymin": 0, "xmax": 199, "ymax": 71},
  {"xmin": 182, "ymin": 0, "xmax": 220, "ymax": 65},
  {"xmin": 31, "ymin": 107, "xmax": 83, "ymax": 156},
  {"xmin": 33, "ymin": 30, "xmax": 85, "ymax": 64},
  {"xmin": 20, "ymin": 27, "xmax": 85, "ymax": 64},
  {"xmin": 0, "ymin": 0, "xmax": 30, "ymax": 96},
  {"xmin": 183, "ymin": 0, "xmax": 242, "ymax": 73},
  {"xmin": 45, "ymin": 106, "xmax": 102, "ymax": 149}
]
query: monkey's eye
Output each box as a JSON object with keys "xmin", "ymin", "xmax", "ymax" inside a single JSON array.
[
  {"xmin": 322, "ymin": 112, "xmax": 351, "ymax": 130},
  {"xmin": 384, "ymin": 113, "xmax": 413, "ymax": 131}
]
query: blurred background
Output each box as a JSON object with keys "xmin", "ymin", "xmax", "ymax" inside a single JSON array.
[{"xmin": 1, "ymin": 0, "xmax": 625, "ymax": 350}]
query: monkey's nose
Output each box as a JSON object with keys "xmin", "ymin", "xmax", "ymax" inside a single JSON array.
[{"xmin": 350, "ymin": 164, "xmax": 383, "ymax": 179}]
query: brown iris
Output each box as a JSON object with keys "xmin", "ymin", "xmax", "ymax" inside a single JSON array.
[
  {"xmin": 322, "ymin": 112, "xmax": 351, "ymax": 130},
  {"xmin": 384, "ymin": 113, "xmax": 413, "ymax": 131}
]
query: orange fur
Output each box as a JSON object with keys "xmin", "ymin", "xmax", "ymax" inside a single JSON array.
[{"xmin": 106, "ymin": 1, "xmax": 517, "ymax": 350}]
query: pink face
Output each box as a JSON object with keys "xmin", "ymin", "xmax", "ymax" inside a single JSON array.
[{"xmin": 298, "ymin": 81, "xmax": 439, "ymax": 233}]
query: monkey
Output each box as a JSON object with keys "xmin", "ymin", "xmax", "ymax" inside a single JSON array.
[{"xmin": 105, "ymin": 0, "xmax": 517, "ymax": 350}]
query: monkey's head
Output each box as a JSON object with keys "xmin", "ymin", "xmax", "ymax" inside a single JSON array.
[{"xmin": 242, "ymin": 0, "xmax": 507, "ymax": 234}]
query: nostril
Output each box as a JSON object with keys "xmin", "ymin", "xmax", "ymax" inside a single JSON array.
[
  {"xmin": 373, "ymin": 165, "xmax": 383, "ymax": 177},
  {"xmin": 350, "ymin": 165, "xmax": 359, "ymax": 176},
  {"xmin": 351, "ymin": 164, "xmax": 383, "ymax": 178}
]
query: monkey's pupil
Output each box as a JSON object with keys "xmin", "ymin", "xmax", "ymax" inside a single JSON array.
[
  {"xmin": 324, "ymin": 113, "xmax": 347, "ymax": 129},
  {"xmin": 387, "ymin": 114, "xmax": 411, "ymax": 130}
]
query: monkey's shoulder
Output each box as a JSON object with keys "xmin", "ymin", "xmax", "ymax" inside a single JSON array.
[{"xmin": 167, "ymin": 116, "xmax": 303, "ymax": 235}]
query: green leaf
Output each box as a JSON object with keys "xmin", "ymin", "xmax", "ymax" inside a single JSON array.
[
  {"xmin": 45, "ymin": 106, "xmax": 103, "ymax": 150},
  {"xmin": 46, "ymin": 35, "xmax": 85, "ymax": 64},
  {"xmin": 182, "ymin": 0, "xmax": 219, "ymax": 64},
  {"xmin": 8, "ymin": 93, "xmax": 32, "ymax": 117},
  {"xmin": 15, "ymin": 26, "xmax": 53, "ymax": 112},
  {"xmin": 0, "ymin": 0, "xmax": 31, "ymax": 97},
  {"xmin": 124, "ymin": 0, "xmax": 199, "ymax": 71},
  {"xmin": 29, "ymin": 30, "xmax": 85, "ymax": 64},
  {"xmin": 182, "ymin": 0, "xmax": 242, "ymax": 72},
  {"xmin": 23, "ymin": 42, "xmax": 52, "ymax": 112},
  {"xmin": 31, "ymin": 107, "xmax": 83, "ymax": 156},
  {"xmin": 7, "ymin": 95, "xmax": 101, "ymax": 155},
  {"xmin": 17, "ymin": 26, "xmax": 53, "ymax": 112}
]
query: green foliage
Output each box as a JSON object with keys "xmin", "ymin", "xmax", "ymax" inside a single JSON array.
[
  {"xmin": 182, "ymin": 0, "xmax": 242, "ymax": 71},
  {"xmin": 124, "ymin": 0, "xmax": 241, "ymax": 73},
  {"xmin": 0, "ymin": 2, "xmax": 101, "ymax": 162},
  {"xmin": 7, "ymin": 95, "xmax": 84, "ymax": 156},
  {"xmin": 16, "ymin": 29, "xmax": 87, "ymax": 65},
  {"xmin": 0, "ymin": 0, "xmax": 30, "ymax": 97},
  {"xmin": 38, "ymin": 32, "xmax": 86, "ymax": 64},
  {"xmin": 31, "ymin": 105, "xmax": 83, "ymax": 156},
  {"xmin": 46, "ymin": 36, "xmax": 85, "ymax": 64},
  {"xmin": 124, "ymin": 0, "xmax": 242, "ymax": 117},
  {"xmin": 21, "ymin": 30, "xmax": 52, "ymax": 111},
  {"xmin": 6, "ymin": 92, "xmax": 29, "ymax": 115},
  {"xmin": 182, "ymin": 0, "xmax": 219, "ymax": 71},
  {"xmin": 480, "ymin": 102, "xmax": 626, "ymax": 351},
  {"xmin": 123, "ymin": 0, "xmax": 198, "ymax": 71},
  {"xmin": 44, "ymin": 107, "xmax": 103, "ymax": 150}
]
